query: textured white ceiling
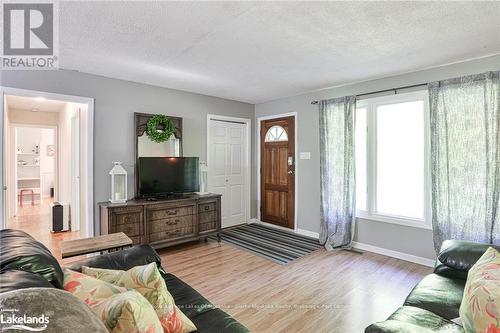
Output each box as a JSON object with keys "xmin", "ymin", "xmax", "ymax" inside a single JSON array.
[
  {"xmin": 6, "ymin": 95, "xmax": 66, "ymax": 112},
  {"xmin": 59, "ymin": 1, "xmax": 500, "ymax": 104}
]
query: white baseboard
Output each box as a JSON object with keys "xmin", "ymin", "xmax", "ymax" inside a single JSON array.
[
  {"xmin": 248, "ymin": 219, "xmax": 320, "ymax": 239},
  {"xmin": 351, "ymin": 241, "xmax": 435, "ymax": 267},
  {"xmin": 296, "ymin": 228, "xmax": 319, "ymax": 239},
  {"xmin": 250, "ymin": 219, "xmax": 293, "ymax": 233}
]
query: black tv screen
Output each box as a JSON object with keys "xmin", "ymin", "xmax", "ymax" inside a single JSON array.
[{"xmin": 138, "ymin": 157, "xmax": 199, "ymax": 197}]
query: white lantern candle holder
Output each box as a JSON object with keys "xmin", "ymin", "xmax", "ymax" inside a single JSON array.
[
  {"xmin": 109, "ymin": 162, "xmax": 127, "ymax": 204},
  {"xmin": 198, "ymin": 161, "xmax": 208, "ymax": 194}
]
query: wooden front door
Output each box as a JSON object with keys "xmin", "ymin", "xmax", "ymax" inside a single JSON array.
[{"xmin": 260, "ymin": 116, "xmax": 295, "ymax": 229}]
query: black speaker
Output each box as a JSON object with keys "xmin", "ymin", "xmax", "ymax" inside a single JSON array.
[{"xmin": 51, "ymin": 202, "xmax": 63, "ymax": 232}]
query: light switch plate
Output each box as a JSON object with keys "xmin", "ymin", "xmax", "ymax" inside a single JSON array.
[{"xmin": 299, "ymin": 152, "xmax": 311, "ymax": 160}]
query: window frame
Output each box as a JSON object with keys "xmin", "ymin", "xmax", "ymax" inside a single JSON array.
[
  {"xmin": 265, "ymin": 125, "xmax": 288, "ymax": 142},
  {"xmin": 356, "ymin": 90, "xmax": 432, "ymax": 230}
]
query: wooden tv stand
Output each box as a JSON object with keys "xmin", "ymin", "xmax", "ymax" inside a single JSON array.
[{"xmin": 98, "ymin": 193, "xmax": 221, "ymax": 250}]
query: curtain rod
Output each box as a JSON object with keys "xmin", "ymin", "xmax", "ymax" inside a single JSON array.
[{"xmin": 310, "ymin": 83, "xmax": 428, "ymax": 105}]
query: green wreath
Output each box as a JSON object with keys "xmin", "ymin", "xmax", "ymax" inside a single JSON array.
[{"xmin": 146, "ymin": 114, "xmax": 174, "ymax": 143}]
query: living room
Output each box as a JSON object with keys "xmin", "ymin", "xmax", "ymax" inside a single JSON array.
[{"xmin": 1, "ymin": 2, "xmax": 499, "ymax": 333}]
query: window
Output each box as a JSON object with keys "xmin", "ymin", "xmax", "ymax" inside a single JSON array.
[
  {"xmin": 355, "ymin": 91, "xmax": 430, "ymax": 228},
  {"xmin": 265, "ymin": 125, "xmax": 288, "ymax": 142}
]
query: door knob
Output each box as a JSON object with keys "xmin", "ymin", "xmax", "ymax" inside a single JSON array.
[{"xmin": 287, "ymin": 170, "xmax": 293, "ymax": 175}]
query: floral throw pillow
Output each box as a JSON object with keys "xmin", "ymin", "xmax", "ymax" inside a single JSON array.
[
  {"xmin": 459, "ymin": 247, "xmax": 500, "ymax": 333},
  {"xmin": 63, "ymin": 268, "xmax": 163, "ymax": 333},
  {"xmin": 83, "ymin": 263, "xmax": 197, "ymax": 333}
]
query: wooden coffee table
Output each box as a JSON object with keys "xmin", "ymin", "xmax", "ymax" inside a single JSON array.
[{"xmin": 61, "ymin": 232, "xmax": 133, "ymax": 259}]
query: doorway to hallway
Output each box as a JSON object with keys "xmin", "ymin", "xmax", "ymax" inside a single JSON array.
[{"xmin": 2, "ymin": 89, "xmax": 94, "ymax": 258}]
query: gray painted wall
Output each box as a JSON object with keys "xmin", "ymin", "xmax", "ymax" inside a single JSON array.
[
  {"xmin": 1, "ymin": 70, "xmax": 255, "ymax": 232},
  {"xmin": 255, "ymin": 54, "xmax": 500, "ymax": 260}
]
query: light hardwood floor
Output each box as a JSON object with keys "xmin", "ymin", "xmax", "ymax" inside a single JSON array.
[
  {"xmin": 6, "ymin": 202, "xmax": 431, "ymax": 332},
  {"xmin": 159, "ymin": 241, "xmax": 432, "ymax": 333},
  {"xmin": 6, "ymin": 199, "xmax": 83, "ymax": 260}
]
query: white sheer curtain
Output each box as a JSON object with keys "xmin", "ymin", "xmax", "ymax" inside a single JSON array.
[
  {"xmin": 430, "ymin": 71, "xmax": 500, "ymax": 253},
  {"xmin": 319, "ymin": 96, "xmax": 356, "ymax": 250}
]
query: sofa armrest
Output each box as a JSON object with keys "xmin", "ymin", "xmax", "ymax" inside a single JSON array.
[
  {"xmin": 65, "ymin": 245, "xmax": 165, "ymax": 274},
  {"xmin": 433, "ymin": 259, "xmax": 467, "ymax": 280},
  {"xmin": 435, "ymin": 240, "xmax": 500, "ymax": 278}
]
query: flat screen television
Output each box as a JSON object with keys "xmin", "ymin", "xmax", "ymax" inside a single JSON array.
[{"xmin": 138, "ymin": 157, "xmax": 199, "ymax": 198}]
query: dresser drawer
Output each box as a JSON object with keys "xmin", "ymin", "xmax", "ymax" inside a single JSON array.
[
  {"xmin": 149, "ymin": 225, "xmax": 195, "ymax": 242},
  {"xmin": 148, "ymin": 205, "xmax": 195, "ymax": 220},
  {"xmin": 111, "ymin": 207, "xmax": 143, "ymax": 225},
  {"xmin": 115, "ymin": 222, "xmax": 141, "ymax": 237},
  {"xmin": 198, "ymin": 202, "xmax": 216, "ymax": 213},
  {"xmin": 199, "ymin": 210, "xmax": 216, "ymax": 224},
  {"xmin": 199, "ymin": 221, "xmax": 216, "ymax": 233},
  {"xmin": 150, "ymin": 215, "xmax": 194, "ymax": 233}
]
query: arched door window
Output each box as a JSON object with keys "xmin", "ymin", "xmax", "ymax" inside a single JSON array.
[{"xmin": 265, "ymin": 125, "xmax": 288, "ymax": 142}]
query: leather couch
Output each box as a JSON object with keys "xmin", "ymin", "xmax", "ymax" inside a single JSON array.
[
  {"xmin": 0, "ymin": 229, "xmax": 249, "ymax": 333},
  {"xmin": 365, "ymin": 240, "xmax": 500, "ymax": 333}
]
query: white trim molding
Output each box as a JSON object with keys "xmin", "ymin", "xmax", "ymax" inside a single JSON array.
[
  {"xmin": 352, "ymin": 241, "xmax": 435, "ymax": 267},
  {"xmin": 356, "ymin": 212, "xmax": 433, "ymax": 230},
  {"xmin": 250, "ymin": 219, "xmax": 320, "ymax": 239},
  {"xmin": 296, "ymin": 228, "xmax": 319, "ymax": 239}
]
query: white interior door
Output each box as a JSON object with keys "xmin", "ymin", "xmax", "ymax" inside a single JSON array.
[
  {"xmin": 208, "ymin": 120, "xmax": 247, "ymax": 228},
  {"xmin": 71, "ymin": 115, "xmax": 80, "ymax": 231}
]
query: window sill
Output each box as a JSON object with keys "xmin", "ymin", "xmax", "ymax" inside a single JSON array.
[{"xmin": 356, "ymin": 212, "xmax": 433, "ymax": 230}]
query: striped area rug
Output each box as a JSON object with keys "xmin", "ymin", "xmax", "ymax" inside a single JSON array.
[{"xmin": 210, "ymin": 223, "xmax": 322, "ymax": 264}]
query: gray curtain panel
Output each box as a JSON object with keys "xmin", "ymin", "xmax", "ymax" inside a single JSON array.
[
  {"xmin": 429, "ymin": 71, "xmax": 500, "ymax": 253},
  {"xmin": 319, "ymin": 96, "xmax": 356, "ymax": 250}
]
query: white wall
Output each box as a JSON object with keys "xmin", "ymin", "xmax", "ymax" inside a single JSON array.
[
  {"xmin": 40, "ymin": 128, "xmax": 55, "ymax": 198},
  {"xmin": 255, "ymin": 54, "xmax": 500, "ymax": 260},
  {"xmin": 58, "ymin": 103, "xmax": 78, "ymax": 206},
  {"xmin": 9, "ymin": 109, "xmax": 59, "ymax": 126},
  {"xmin": 17, "ymin": 127, "xmax": 41, "ymax": 155}
]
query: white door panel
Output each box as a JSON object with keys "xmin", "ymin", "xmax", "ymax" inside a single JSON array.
[
  {"xmin": 230, "ymin": 184, "xmax": 243, "ymax": 215},
  {"xmin": 211, "ymin": 184, "xmax": 228, "ymax": 218},
  {"xmin": 213, "ymin": 143, "xmax": 227, "ymax": 187},
  {"xmin": 208, "ymin": 120, "xmax": 247, "ymax": 228}
]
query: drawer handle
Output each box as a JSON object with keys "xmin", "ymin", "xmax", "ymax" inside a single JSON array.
[
  {"xmin": 166, "ymin": 230, "xmax": 180, "ymax": 235},
  {"xmin": 166, "ymin": 210, "xmax": 178, "ymax": 215},
  {"xmin": 167, "ymin": 219, "xmax": 179, "ymax": 225},
  {"xmin": 124, "ymin": 216, "xmax": 132, "ymax": 223},
  {"xmin": 204, "ymin": 206, "xmax": 210, "ymax": 211}
]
